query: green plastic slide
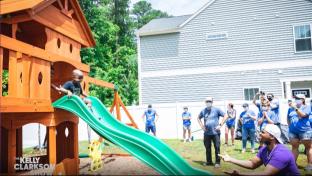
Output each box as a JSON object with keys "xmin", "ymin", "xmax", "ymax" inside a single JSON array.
[{"xmin": 53, "ymin": 95, "xmax": 210, "ymax": 175}]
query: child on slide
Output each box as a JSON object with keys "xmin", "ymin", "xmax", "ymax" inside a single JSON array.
[{"xmin": 52, "ymin": 69, "xmax": 93, "ymax": 143}]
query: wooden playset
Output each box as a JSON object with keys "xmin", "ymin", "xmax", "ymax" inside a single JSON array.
[{"xmin": 0, "ymin": 0, "xmax": 137, "ymax": 174}]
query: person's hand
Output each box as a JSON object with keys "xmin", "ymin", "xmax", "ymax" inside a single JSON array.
[
  {"xmin": 218, "ymin": 153, "xmax": 232, "ymax": 162},
  {"xmin": 67, "ymin": 90, "xmax": 73, "ymax": 97},
  {"xmin": 224, "ymin": 170, "xmax": 240, "ymax": 176},
  {"xmin": 215, "ymin": 124, "xmax": 221, "ymax": 131},
  {"xmin": 291, "ymin": 102, "xmax": 297, "ymax": 109}
]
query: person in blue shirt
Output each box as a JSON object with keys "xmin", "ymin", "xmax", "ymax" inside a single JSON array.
[
  {"xmin": 267, "ymin": 93, "xmax": 280, "ymax": 125},
  {"xmin": 257, "ymin": 100, "xmax": 276, "ymax": 148},
  {"xmin": 182, "ymin": 106, "xmax": 192, "ymax": 142},
  {"xmin": 198, "ymin": 97, "xmax": 229, "ymax": 168},
  {"xmin": 288, "ymin": 94, "xmax": 312, "ymax": 171},
  {"xmin": 253, "ymin": 91, "xmax": 266, "ymax": 112},
  {"xmin": 240, "ymin": 103, "xmax": 257, "ymax": 153},
  {"xmin": 225, "ymin": 103, "xmax": 236, "ymax": 146},
  {"xmin": 142, "ymin": 104, "xmax": 159, "ymax": 136}
]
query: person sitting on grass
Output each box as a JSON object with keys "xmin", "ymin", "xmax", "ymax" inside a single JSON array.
[
  {"xmin": 240, "ymin": 103, "xmax": 257, "ymax": 153},
  {"xmin": 225, "ymin": 103, "xmax": 236, "ymax": 146},
  {"xmin": 219, "ymin": 124, "xmax": 300, "ymax": 176},
  {"xmin": 182, "ymin": 106, "xmax": 192, "ymax": 143}
]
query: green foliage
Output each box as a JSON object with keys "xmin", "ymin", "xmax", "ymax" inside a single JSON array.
[
  {"xmin": 2, "ymin": 70, "xmax": 8, "ymax": 96},
  {"xmin": 132, "ymin": 0, "xmax": 169, "ymax": 29},
  {"xmin": 78, "ymin": 0, "xmax": 168, "ymax": 106}
]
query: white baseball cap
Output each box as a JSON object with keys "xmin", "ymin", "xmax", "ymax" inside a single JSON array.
[
  {"xmin": 205, "ymin": 97, "xmax": 213, "ymax": 102},
  {"xmin": 264, "ymin": 124, "xmax": 283, "ymax": 144}
]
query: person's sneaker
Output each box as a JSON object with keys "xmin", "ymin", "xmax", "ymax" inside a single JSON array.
[
  {"xmin": 183, "ymin": 139, "xmax": 187, "ymax": 143},
  {"xmin": 242, "ymin": 149, "xmax": 246, "ymax": 153},
  {"xmin": 188, "ymin": 138, "xmax": 192, "ymax": 142},
  {"xmin": 304, "ymin": 164, "xmax": 312, "ymax": 172},
  {"xmin": 214, "ymin": 164, "xmax": 220, "ymax": 168},
  {"xmin": 202, "ymin": 162, "xmax": 213, "ymax": 166},
  {"xmin": 251, "ymin": 149, "xmax": 255, "ymax": 154}
]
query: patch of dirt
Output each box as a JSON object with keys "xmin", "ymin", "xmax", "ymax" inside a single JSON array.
[{"xmin": 79, "ymin": 156, "xmax": 159, "ymax": 175}]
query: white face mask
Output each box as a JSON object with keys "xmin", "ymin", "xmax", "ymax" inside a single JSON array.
[
  {"xmin": 206, "ymin": 102, "xmax": 212, "ymax": 108},
  {"xmin": 295, "ymin": 99, "xmax": 303, "ymax": 108},
  {"xmin": 243, "ymin": 107, "xmax": 249, "ymax": 111}
]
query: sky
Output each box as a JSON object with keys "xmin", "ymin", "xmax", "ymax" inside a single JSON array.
[{"xmin": 130, "ymin": 0, "xmax": 209, "ymax": 16}]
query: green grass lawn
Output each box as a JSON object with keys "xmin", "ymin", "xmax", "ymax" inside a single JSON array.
[{"xmin": 78, "ymin": 139, "xmax": 309, "ymax": 175}]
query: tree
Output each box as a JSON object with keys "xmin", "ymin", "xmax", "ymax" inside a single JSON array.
[{"xmin": 132, "ymin": 0, "xmax": 169, "ymax": 29}]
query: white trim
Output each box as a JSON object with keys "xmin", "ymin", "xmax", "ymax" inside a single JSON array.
[
  {"xmin": 179, "ymin": 0, "xmax": 217, "ymax": 28},
  {"xmin": 293, "ymin": 23, "xmax": 312, "ymax": 53},
  {"xmin": 137, "ymin": 34, "xmax": 142, "ymax": 105},
  {"xmin": 242, "ymin": 87, "xmax": 260, "ymax": 101},
  {"xmin": 280, "ymin": 76, "xmax": 312, "ymax": 82},
  {"xmin": 141, "ymin": 58, "xmax": 312, "ymax": 78},
  {"xmin": 137, "ymin": 29, "xmax": 179, "ymax": 37}
]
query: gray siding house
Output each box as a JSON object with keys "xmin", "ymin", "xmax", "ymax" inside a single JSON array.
[{"xmin": 137, "ymin": 0, "xmax": 312, "ymax": 105}]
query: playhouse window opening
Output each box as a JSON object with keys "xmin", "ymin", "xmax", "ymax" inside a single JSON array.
[
  {"xmin": 22, "ymin": 123, "xmax": 47, "ymax": 157},
  {"xmin": 2, "ymin": 48, "xmax": 9, "ymax": 96}
]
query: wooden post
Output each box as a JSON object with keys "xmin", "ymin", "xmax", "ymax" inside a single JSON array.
[
  {"xmin": 47, "ymin": 126, "xmax": 56, "ymax": 164},
  {"xmin": 7, "ymin": 129, "xmax": 16, "ymax": 174},
  {"xmin": 115, "ymin": 91, "xmax": 121, "ymax": 121},
  {"xmin": 12, "ymin": 23, "xmax": 17, "ymax": 39},
  {"xmin": 73, "ymin": 123, "xmax": 79, "ymax": 174},
  {"xmin": 118, "ymin": 96, "xmax": 138, "ymax": 129},
  {"xmin": 16, "ymin": 128, "xmax": 23, "ymax": 158},
  {"xmin": 8, "ymin": 51, "xmax": 17, "ymax": 97}
]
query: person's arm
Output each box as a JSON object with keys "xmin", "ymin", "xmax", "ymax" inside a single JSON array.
[
  {"xmin": 265, "ymin": 112, "xmax": 274, "ymax": 124},
  {"xmin": 216, "ymin": 109, "xmax": 229, "ymax": 130},
  {"xmin": 270, "ymin": 100, "xmax": 279, "ymax": 110},
  {"xmin": 253, "ymin": 93, "xmax": 260, "ymax": 106},
  {"xmin": 292, "ymin": 103, "xmax": 310, "ymax": 118},
  {"xmin": 219, "ymin": 154, "xmax": 262, "ymax": 169},
  {"xmin": 197, "ymin": 112, "xmax": 206, "ymax": 131},
  {"xmin": 224, "ymin": 164, "xmax": 280, "ymax": 176},
  {"xmin": 155, "ymin": 112, "xmax": 159, "ymax": 122},
  {"xmin": 247, "ymin": 112, "xmax": 257, "ymax": 121}
]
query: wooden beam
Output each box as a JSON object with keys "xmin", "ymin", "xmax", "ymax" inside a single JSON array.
[
  {"xmin": 47, "ymin": 126, "xmax": 56, "ymax": 165},
  {"xmin": 8, "ymin": 51, "xmax": 17, "ymax": 97},
  {"xmin": 1, "ymin": 14, "xmax": 32, "ymax": 24},
  {"xmin": 32, "ymin": 0, "xmax": 57, "ymax": 14},
  {"xmin": 12, "ymin": 24, "xmax": 17, "ymax": 39},
  {"xmin": 57, "ymin": 0, "xmax": 64, "ymax": 10},
  {"xmin": 0, "ymin": 35, "xmax": 90, "ymax": 72},
  {"xmin": 0, "ymin": 97, "xmax": 53, "ymax": 113},
  {"xmin": 109, "ymin": 96, "xmax": 116, "ymax": 113},
  {"xmin": 86, "ymin": 77, "xmax": 115, "ymax": 90},
  {"xmin": 118, "ymin": 95, "xmax": 138, "ymax": 129},
  {"xmin": 115, "ymin": 91, "xmax": 121, "ymax": 121},
  {"xmin": 7, "ymin": 129, "xmax": 16, "ymax": 174}
]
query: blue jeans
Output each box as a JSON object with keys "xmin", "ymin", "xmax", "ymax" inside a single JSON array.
[{"xmin": 242, "ymin": 126, "xmax": 255, "ymax": 149}]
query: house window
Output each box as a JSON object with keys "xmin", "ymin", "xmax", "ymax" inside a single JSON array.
[
  {"xmin": 244, "ymin": 88, "xmax": 259, "ymax": 101},
  {"xmin": 294, "ymin": 24, "xmax": 311, "ymax": 52},
  {"xmin": 206, "ymin": 32, "xmax": 228, "ymax": 40}
]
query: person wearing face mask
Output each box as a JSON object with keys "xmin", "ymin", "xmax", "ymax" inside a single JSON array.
[
  {"xmin": 288, "ymin": 94, "xmax": 312, "ymax": 171},
  {"xmin": 257, "ymin": 100, "xmax": 275, "ymax": 148},
  {"xmin": 142, "ymin": 104, "xmax": 159, "ymax": 136},
  {"xmin": 182, "ymin": 106, "xmax": 192, "ymax": 143},
  {"xmin": 219, "ymin": 124, "xmax": 300, "ymax": 176},
  {"xmin": 52, "ymin": 69, "xmax": 93, "ymax": 143},
  {"xmin": 239, "ymin": 103, "xmax": 257, "ymax": 153},
  {"xmin": 266, "ymin": 93, "xmax": 280, "ymax": 125},
  {"xmin": 253, "ymin": 91, "xmax": 266, "ymax": 112},
  {"xmin": 197, "ymin": 97, "xmax": 229, "ymax": 168}
]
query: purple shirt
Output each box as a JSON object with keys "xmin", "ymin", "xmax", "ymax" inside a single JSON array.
[{"xmin": 257, "ymin": 144, "xmax": 299, "ymax": 176}]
